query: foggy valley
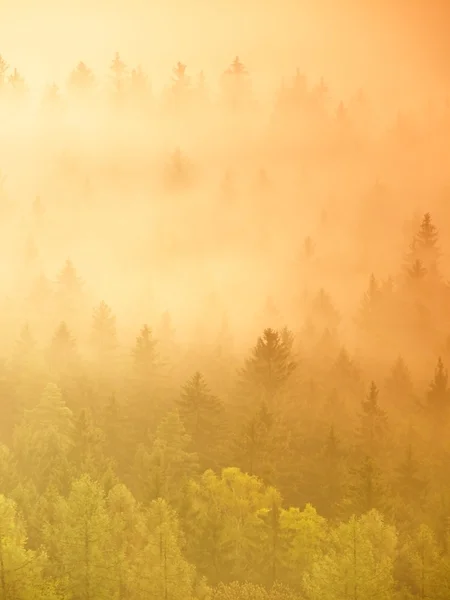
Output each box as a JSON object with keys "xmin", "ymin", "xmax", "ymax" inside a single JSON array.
[{"xmin": 0, "ymin": 1, "xmax": 449, "ymax": 599}]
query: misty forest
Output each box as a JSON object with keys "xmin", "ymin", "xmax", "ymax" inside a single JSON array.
[{"xmin": 0, "ymin": 48, "xmax": 450, "ymax": 600}]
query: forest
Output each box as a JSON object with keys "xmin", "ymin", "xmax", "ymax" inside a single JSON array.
[{"xmin": 0, "ymin": 48, "xmax": 449, "ymax": 600}]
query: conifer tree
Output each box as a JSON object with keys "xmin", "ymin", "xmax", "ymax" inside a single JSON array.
[
  {"xmin": 177, "ymin": 372, "xmax": 223, "ymax": 468},
  {"xmin": 405, "ymin": 212, "xmax": 440, "ymax": 279},
  {"xmin": 348, "ymin": 454, "xmax": 387, "ymax": 516},
  {"xmin": 90, "ymin": 300, "xmax": 117, "ymax": 365},
  {"xmin": 46, "ymin": 475, "xmax": 115, "ymax": 600},
  {"xmin": 424, "ymin": 357, "xmax": 450, "ymax": 434},
  {"xmin": 240, "ymin": 328, "xmax": 296, "ymax": 409},
  {"xmin": 221, "ymin": 56, "xmax": 252, "ymax": 112},
  {"xmin": 314, "ymin": 425, "xmax": 346, "ymax": 518},
  {"xmin": 0, "ymin": 495, "xmax": 57, "ymax": 600},
  {"xmin": 47, "ymin": 322, "xmax": 78, "ymax": 377},
  {"xmin": 357, "ymin": 381, "xmax": 388, "ymax": 457},
  {"xmin": 68, "ymin": 61, "xmax": 95, "ymax": 95},
  {"xmin": 110, "ymin": 52, "xmax": 127, "ymax": 102},
  {"xmin": 133, "ymin": 410, "xmax": 198, "ymax": 506},
  {"xmin": 55, "ymin": 259, "xmax": 84, "ymax": 323}
]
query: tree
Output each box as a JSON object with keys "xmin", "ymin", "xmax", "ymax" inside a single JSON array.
[
  {"xmin": 212, "ymin": 582, "xmax": 300, "ymax": 600},
  {"xmin": 240, "ymin": 328, "xmax": 297, "ymax": 410},
  {"xmin": 313, "ymin": 425, "xmax": 346, "ymax": 518},
  {"xmin": 70, "ymin": 408, "xmax": 112, "ymax": 481},
  {"xmin": 357, "ymin": 274, "xmax": 382, "ymax": 335},
  {"xmin": 177, "ymin": 372, "xmax": 223, "ymax": 468},
  {"xmin": 133, "ymin": 410, "xmax": 198, "ymax": 506},
  {"xmin": 0, "ymin": 55, "xmax": 8, "ymax": 91},
  {"xmin": 129, "ymin": 325, "xmax": 166, "ymax": 442},
  {"xmin": 394, "ymin": 443, "xmax": 427, "ymax": 524},
  {"xmin": 55, "ymin": 259, "xmax": 84, "ymax": 322},
  {"xmin": 398, "ymin": 525, "xmax": 443, "ymax": 600},
  {"xmin": 130, "ymin": 65, "xmax": 150, "ymax": 110},
  {"xmin": 101, "ymin": 394, "xmax": 131, "ymax": 477},
  {"xmin": 8, "ymin": 68, "xmax": 26, "ymax": 101},
  {"xmin": 348, "ymin": 455, "xmax": 387, "ymax": 516},
  {"xmin": 41, "ymin": 83, "xmax": 64, "ymax": 116},
  {"xmin": 405, "ymin": 213, "xmax": 440, "ymax": 279},
  {"xmin": 184, "ymin": 468, "xmax": 272, "ymax": 583},
  {"xmin": 13, "ymin": 383, "xmax": 74, "ymax": 493},
  {"xmin": 25, "ymin": 382, "xmax": 74, "ymax": 442},
  {"xmin": 357, "ymin": 381, "xmax": 388, "ymax": 457},
  {"xmin": 309, "ymin": 289, "xmax": 340, "ymax": 332},
  {"xmin": 164, "ymin": 147, "xmax": 192, "ymax": 191},
  {"xmin": 90, "ymin": 301, "xmax": 117, "ymax": 365},
  {"xmin": 136, "ymin": 498, "xmax": 197, "ymax": 600},
  {"xmin": 170, "ymin": 61, "xmax": 191, "ymax": 110},
  {"xmin": 221, "ymin": 56, "xmax": 252, "ymax": 112},
  {"xmin": 47, "ymin": 322, "xmax": 78, "ymax": 377},
  {"xmin": 46, "ymin": 475, "xmax": 115, "ymax": 600},
  {"xmin": 281, "ymin": 503, "xmax": 327, "ymax": 589},
  {"xmin": 110, "ymin": 52, "xmax": 127, "ymax": 103},
  {"xmin": 10, "ymin": 324, "xmax": 44, "ymax": 411},
  {"xmin": 132, "ymin": 324, "xmax": 159, "ymax": 380},
  {"xmin": 303, "ymin": 510, "xmax": 397, "ymax": 600},
  {"xmin": 68, "ymin": 61, "xmax": 95, "ymax": 95},
  {"xmin": 424, "ymin": 357, "xmax": 450, "ymax": 431},
  {"xmin": 256, "ymin": 488, "xmax": 284, "ymax": 586},
  {"xmin": 384, "ymin": 356, "xmax": 415, "ymax": 415},
  {"xmin": 0, "ymin": 494, "xmax": 58, "ymax": 599},
  {"xmin": 233, "ymin": 402, "xmax": 289, "ymax": 487}
]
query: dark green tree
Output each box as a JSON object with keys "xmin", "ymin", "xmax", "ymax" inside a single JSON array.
[
  {"xmin": 240, "ymin": 328, "xmax": 296, "ymax": 410},
  {"xmin": 177, "ymin": 372, "xmax": 224, "ymax": 469}
]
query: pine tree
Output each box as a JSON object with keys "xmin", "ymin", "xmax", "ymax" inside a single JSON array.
[
  {"xmin": 129, "ymin": 325, "xmax": 166, "ymax": 443},
  {"xmin": 133, "ymin": 410, "xmax": 198, "ymax": 506},
  {"xmin": 177, "ymin": 372, "xmax": 223, "ymax": 468},
  {"xmin": 171, "ymin": 61, "xmax": 191, "ymax": 111},
  {"xmin": 314, "ymin": 425, "xmax": 346, "ymax": 518},
  {"xmin": 357, "ymin": 273, "xmax": 381, "ymax": 334},
  {"xmin": 348, "ymin": 455, "xmax": 387, "ymax": 516},
  {"xmin": 0, "ymin": 55, "xmax": 8, "ymax": 90},
  {"xmin": 70, "ymin": 408, "xmax": 112, "ymax": 480},
  {"xmin": 8, "ymin": 68, "xmax": 26, "ymax": 101},
  {"xmin": 132, "ymin": 324, "xmax": 159, "ymax": 378},
  {"xmin": 90, "ymin": 300, "xmax": 117, "ymax": 364},
  {"xmin": 357, "ymin": 381, "xmax": 388, "ymax": 457},
  {"xmin": 165, "ymin": 147, "xmax": 192, "ymax": 191},
  {"xmin": 46, "ymin": 475, "xmax": 115, "ymax": 599},
  {"xmin": 424, "ymin": 357, "xmax": 450, "ymax": 432},
  {"xmin": 240, "ymin": 328, "xmax": 297, "ymax": 409},
  {"xmin": 256, "ymin": 488, "xmax": 284, "ymax": 587},
  {"xmin": 14, "ymin": 383, "xmax": 74, "ymax": 493},
  {"xmin": 68, "ymin": 61, "xmax": 95, "ymax": 95},
  {"xmin": 395, "ymin": 444, "xmax": 427, "ymax": 518},
  {"xmin": 55, "ymin": 259, "xmax": 84, "ymax": 322},
  {"xmin": 405, "ymin": 213, "xmax": 440, "ymax": 280},
  {"xmin": 221, "ymin": 56, "xmax": 252, "ymax": 112},
  {"xmin": 0, "ymin": 495, "xmax": 56, "ymax": 600},
  {"xmin": 310, "ymin": 288, "xmax": 340, "ymax": 332},
  {"xmin": 384, "ymin": 356, "xmax": 414, "ymax": 413},
  {"xmin": 47, "ymin": 321, "xmax": 78, "ymax": 377},
  {"xmin": 233, "ymin": 402, "xmax": 289, "ymax": 487},
  {"xmin": 25, "ymin": 382, "xmax": 74, "ymax": 442},
  {"xmin": 110, "ymin": 52, "xmax": 127, "ymax": 100}
]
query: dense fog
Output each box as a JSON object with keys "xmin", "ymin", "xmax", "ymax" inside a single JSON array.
[{"xmin": 0, "ymin": 2, "xmax": 449, "ymax": 599}]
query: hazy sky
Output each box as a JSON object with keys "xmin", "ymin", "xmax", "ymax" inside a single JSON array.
[{"xmin": 0, "ymin": 0, "xmax": 449, "ymax": 107}]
